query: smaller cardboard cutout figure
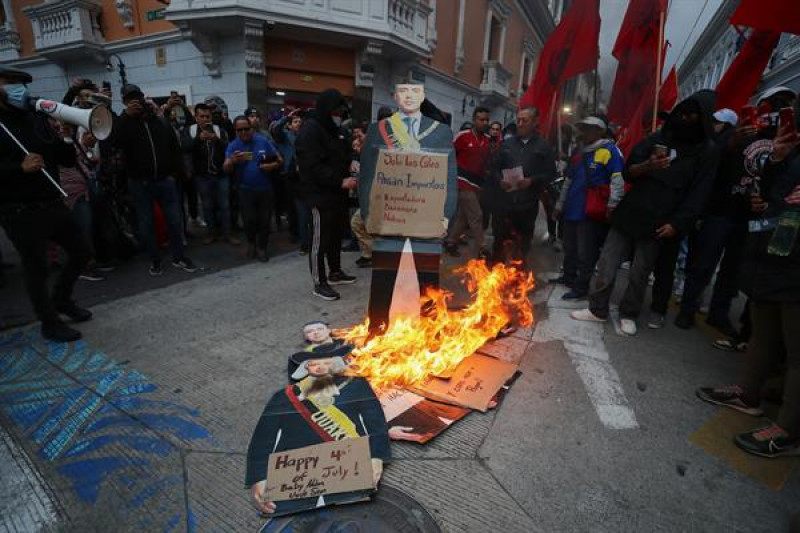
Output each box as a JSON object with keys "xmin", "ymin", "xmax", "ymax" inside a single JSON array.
[
  {"xmin": 287, "ymin": 321, "xmax": 343, "ymax": 381},
  {"xmin": 247, "ymin": 343, "xmax": 390, "ymax": 517}
]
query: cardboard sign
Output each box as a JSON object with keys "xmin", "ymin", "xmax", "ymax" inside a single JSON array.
[
  {"xmin": 366, "ymin": 149, "xmax": 449, "ymax": 238},
  {"xmin": 265, "ymin": 437, "xmax": 374, "ymax": 502},
  {"xmin": 411, "ymin": 353, "xmax": 519, "ymax": 412}
]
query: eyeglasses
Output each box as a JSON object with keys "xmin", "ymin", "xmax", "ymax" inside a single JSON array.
[{"xmin": 236, "ymin": 127, "xmax": 252, "ymax": 133}]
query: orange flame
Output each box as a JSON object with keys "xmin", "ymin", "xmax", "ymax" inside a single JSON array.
[{"xmin": 340, "ymin": 260, "xmax": 535, "ymax": 389}]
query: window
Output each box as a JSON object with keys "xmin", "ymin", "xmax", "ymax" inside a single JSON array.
[{"xmin": 487, "ymin": 16, "xmax": 502, "ymax": 61}]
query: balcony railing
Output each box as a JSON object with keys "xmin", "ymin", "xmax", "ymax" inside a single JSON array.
[
  {"xmin": 480, "ymin": 60, "xmax": 512, "ymax": 101},
  {"xmin": 23, "ymin": 0, "xmax": 104, "ymax": 59},
  {"xmin": 0, "ymin": 27, "xmax": 21, "ymax": 62}
]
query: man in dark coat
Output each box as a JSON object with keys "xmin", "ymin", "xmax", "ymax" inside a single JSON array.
[
  {"xmin": 486, "ymin": 106, "xmax": 557, "ymax": 268},
  {"xmin": 0, "ymin": 67, "xmax": 91, "ymax": 342},
  {"xmin": 295, "ymin": 89, "xmax": 357, "ymax": 301},
  {"xmin": 571, "ymin": 91, "xmax": 719, "ymax": 336}
]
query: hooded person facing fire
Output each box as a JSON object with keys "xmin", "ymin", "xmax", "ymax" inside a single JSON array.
[
  {"xmin": 358, "ymin": 83, "xmax": 457, "ymax": 331},
  {"xmin": 246, "ymin": 342, "xmax": 390, "ymax": 516}
]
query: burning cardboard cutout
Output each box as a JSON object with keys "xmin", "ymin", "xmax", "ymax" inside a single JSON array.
[{"xmin": 246, "ymin": 343, "xmax": 390, "ymax": 517}]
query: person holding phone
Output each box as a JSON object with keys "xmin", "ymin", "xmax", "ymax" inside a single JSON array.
[
  {"xmin": 571, "ymin": 90, "xmax": 719, "ymax": 336},
  {"xmin": 697, "ymin": 94, "xmax": 800, "ymax": 459},
  {"xmin": 223, "ymin": 116, "xmax": 281, "ymax": 261}
]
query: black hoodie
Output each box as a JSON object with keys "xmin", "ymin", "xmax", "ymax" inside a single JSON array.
[
  {"xmin": 295, "ymin": 89, "xmax": 351, "ymax": 208},
  {"xmin": 613, "ymin": 90, "xmax": 719, "ymax": 238}
]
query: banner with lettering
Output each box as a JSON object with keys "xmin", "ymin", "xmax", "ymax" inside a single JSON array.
[
  {"xmin": 366, "ymin": 149, "xmax": 449, "ymax": 238},
  {"xmin": 265, "ymin": 436, "xmax": 374, "ymax": 503}
]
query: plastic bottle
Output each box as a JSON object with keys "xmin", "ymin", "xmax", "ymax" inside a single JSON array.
[{"xmin": 768, "ymin": 208, "xmax": 800, "ymax": 257}]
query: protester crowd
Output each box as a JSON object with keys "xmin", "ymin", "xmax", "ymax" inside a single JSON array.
[{"xmin": 1, "ymin": 64, "xmax": 799, "ymax": 459}]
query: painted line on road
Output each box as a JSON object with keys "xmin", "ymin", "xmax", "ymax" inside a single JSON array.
[{"xmin": 532, "ymin": 283, "xmax": 638, "ymax": 430}]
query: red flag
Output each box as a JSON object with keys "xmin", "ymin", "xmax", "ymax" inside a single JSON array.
[
  {"xmin": 519, "ymin": 0, "xmax": 601, "ymax": 132},
  {"xmin": 607, "ymin": 0, "xmax": 666, "ymax": 125},
  {"xmin": 716, "ymin": 30, "xmax": 781, "ymax": 112},
  {"xmin": 730, "ymin": 0, "xmax": 800, "ymax": 36},
  {"xmin": 658, "ymin": 66, "xmax": 679, "ymax": 113}
]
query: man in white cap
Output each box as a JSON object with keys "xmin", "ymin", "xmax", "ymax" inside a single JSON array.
[{"xmin": 552, "ymin": 115, "xmax": 625, "ymax": 300}]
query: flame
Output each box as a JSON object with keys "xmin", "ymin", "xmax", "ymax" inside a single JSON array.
[{"xmin": 340, "ymin": 260, "xmax": 535, "ymax": 389}]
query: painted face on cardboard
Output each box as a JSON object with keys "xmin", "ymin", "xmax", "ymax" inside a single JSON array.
[
  {"xmin": 303, "ymin": 322, "xmax": 332, "ymax": 345},
  {"xmin": 394, "ymin": 84, "xmax": 425, "ymax": 115},
  {"xmin": 305, "ymin": 356, "xmax": 346, "ymax": 378}
]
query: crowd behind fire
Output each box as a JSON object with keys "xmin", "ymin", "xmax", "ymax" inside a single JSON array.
[{"xmin": 0, "ymin": 66, "xmax": 799, "ymax": 459}]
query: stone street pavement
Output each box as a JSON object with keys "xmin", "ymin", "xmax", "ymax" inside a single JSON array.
[{"xmin": 1, "ymin": 242, "xmax": 798, "ymax": 532}]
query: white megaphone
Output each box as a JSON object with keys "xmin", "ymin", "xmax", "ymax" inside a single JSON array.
[{"xmin": 33, "ymin": 99, "xmax": 113, "ymax": 141}]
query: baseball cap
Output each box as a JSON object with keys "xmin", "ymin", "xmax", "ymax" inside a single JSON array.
[
  {"xmin": 244, "ymin": 106, "xmax": 259, "ymax": 116},
  {"xmin": 0, "ymin": 66, "xmax": 33, "ymax": 84},
  {"xmin": 758, "ymin": 86, "xmax": 796, "ymax": 104},
  {"xmin": 120, "ymin": 84, "xmax": 144, "ymax": 101},
  {"xmin": 712, "ymin": 108, "xmax": 738, "ymax": 127},
  {"xmin": 576, "ymin": 116, "xmax": 608, "ymax": 130}
]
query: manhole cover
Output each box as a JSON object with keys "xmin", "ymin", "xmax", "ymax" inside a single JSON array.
[{"xmin": 261, "ymin": 485, "xmax": 441, "ymax": 533}]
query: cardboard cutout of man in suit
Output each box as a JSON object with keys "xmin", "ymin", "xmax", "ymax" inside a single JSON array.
[{"xmin": 358, "ymin": 84, "xmax": 457, "ymax": 331}]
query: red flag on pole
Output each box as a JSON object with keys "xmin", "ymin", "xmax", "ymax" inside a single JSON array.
[
  {"xmin": 519, "ymin": 0, "xmax": 601, "ymax": 133},
  {"xmin": 715, "ymin": 30, "xmax": 781, "ymax": 112},
  {"xmin": 658, "ymin": 66, "xmax": 679, "ymax": 113},
  {"xmin": 607, "ymin": 0, "xmax": 667, "ymax": 125},
  {"xmin": 730, "ymin": 0, "xmax": 800, "ymax": 36}
]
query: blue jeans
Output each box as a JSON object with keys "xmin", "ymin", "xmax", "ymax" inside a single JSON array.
[
  {"xmin": 128, "ymin": 177, "xmax": 185, "ymax": 262},
  {"xmin": 198, "ymin": 175, "xmax": 231, "ymax": 235}
]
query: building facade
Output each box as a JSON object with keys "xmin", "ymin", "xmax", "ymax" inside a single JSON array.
[
  {"xmin": 679, "ymin": 1, "xmax": 800, "ymax": 102},
  {"xmin": 0, "ymin": 0, "xmax": 561, "ymax": 125}
]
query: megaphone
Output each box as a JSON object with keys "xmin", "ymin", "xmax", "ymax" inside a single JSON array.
[{"xmin": 33, "ymin": 99, "xmax": 113, "ymax": 141}]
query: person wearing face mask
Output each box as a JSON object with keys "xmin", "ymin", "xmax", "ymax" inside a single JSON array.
[
  {"xmin": 295, "ymin": 89, "xmax": 357, "ymax": 301},
  {"xmin": 0, "ymin": 67, "xmax": 92, "ymax": 342},
  {"xmin": 571, "ymin": 90, "xmax": 719, "ymax": 336}
]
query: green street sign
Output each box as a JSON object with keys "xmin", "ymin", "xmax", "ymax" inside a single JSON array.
[{"xmin": 146, "ymin": 8, "xmax": 166, "ymax": 21}]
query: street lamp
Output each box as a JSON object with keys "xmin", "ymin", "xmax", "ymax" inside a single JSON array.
[
  {"xmin": 562, "ymin": 105, "xmax": 572, "ymax": 114},
  {"xmin": 105, "ymin": 53, "xmax": 128, "ymax": 87}
]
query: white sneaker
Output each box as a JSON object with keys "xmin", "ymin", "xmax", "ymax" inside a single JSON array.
[
  {"xmin": 647, "ymin": 313, "xmax": 666, "ymax": 329},
  {"xmin": 570, "ymin": 308, "xmax": 607, "ymax": 322},
  {"xmin": 620, "ymin": 318, "xmax": 638, "ymax": 336}
]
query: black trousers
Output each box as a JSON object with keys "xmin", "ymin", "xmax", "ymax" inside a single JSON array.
[
  {"xmin": 309, "ymin": 205, "xmax": 344, "ymax": 286},
  {"xmin": 562, "ymin": 219, "xmax": 608, "ymax": 293},
  {"xmin": 491, "ymin": 207, "xmax": 538, "ymax": 266},
  {"xmin": 0, "ymin": 201, "xmax": 90, "ymax": 324},
  {"xmin": 239, "ymin": 189, "xmax": 273, "ymax": 251},
  {"xmin": 651, "ymin": 237, "xmax": 681, "ymax": 315}
]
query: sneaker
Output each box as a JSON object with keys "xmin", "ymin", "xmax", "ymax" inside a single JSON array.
[
  {"xmin": 674, "ymin": 313, "xmax": 695, "ymax": 330},
  {"xmin": 328, "ymin": 271, "xmax": 357, "ymax": 285},
  {"xmin": 225, "ymin": 234, "xmax": 242, "ymax": 246},
  {"xmin": 94, "ymin": 262, "xmax": 115, "ymax": 272},
  {"xmin": 54, "ymin": 300, "xmax": 92, "ymax": 322},
  {"xmin": 313, "ymin": 284, "xmax": 340, "ymax": 301},
  {"xmin": 172, "ymin": 257, "xmax": 198, "ymax": 273},
  {"xmin": 192, "ymin": 217, "xmax": 207, "ymax": 228},
  {"xmin": 647, "ymin": 313, "xmax": 666, "ymax": 329},
  {"xmin": 695, "ymin": 385, "xmax": 763, "ymax": 416},
  {"xmin": 149, "ymin": 260, "xmax": 163, "ymax": 276},
  {"xmin": 570, "ymin": 308, "xmax": 607, "ymax": 322},
  {"xmin": 712, "ymin": 338, "xmax": 748, "ymax": 353},
  {"xmin": 620, "ymin": 318, "xmax": 638, "ymax": 336},
  {"xmin": 41, "ymin": 320, "xmax": 82, "ymax": 342},
  {"xmin": 620, "ymin": 261, "xmax": 631, "ymax": 270},
  {"xmin": 79, "ymin": 270, "xmax": 105, "ymax": 282},
  {"xmin": 734, "ymin": 424, "xmax": 800, "ymax": 458},
  {"xmin": 444, "ymin": 243, "xmax": 460, "ymax": 258},
  {"xmin": 562, "ymin": 290, "xmax": 587, "ymax": 301},
  {"xmin": 355, "ymin": 256, "xmax": 372, "ymax": 268},
  {"xmin": 258, "ymin": 249, "xmax": 270, "ymax": 263}
]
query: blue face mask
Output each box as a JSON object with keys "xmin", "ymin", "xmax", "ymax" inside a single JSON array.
[{"xmin": 2, "ymin": 83, "xmax": 32, "ymax": 110}]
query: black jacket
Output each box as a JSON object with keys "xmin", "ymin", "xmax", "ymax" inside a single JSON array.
[
  {"xmin": 111, "ymin": 112, "xmax": 183, "ymax": 181},
  {"xmin": 739, "ymin": 147, "xmax": 800, "ymax": 302},
  {"xmin": 613, "ymin": 91, "xmax": 719, "ymax": 239},
  {"xmin": 295, "ymin": 89, "xmax": 351, "ymax": 209},
  {"xmin": 485, "ymin": 133, "xmax": 557, "ymax": 214},
  {"xmin": 0, "ymin": 108, "xmax": 75, "ymax": 205},
  {"xmin": 183, "ymin": 123, "xmax": 227, "ymax": 178}
]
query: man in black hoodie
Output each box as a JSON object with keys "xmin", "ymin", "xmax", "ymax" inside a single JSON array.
[
  {"xmin": 112, "ymin": 84, "xmax": 196, "ymax": 276},
  {"xmin": 295, "ymin": 89, "xmax": 356, "ymax": 301},
  {"xmin": 0, "ymin": 67, "xmax": 92, "ymax": 342},
  {"xmin": 571, "ymin": 91, "xmax": 718, "ymax": 336}
]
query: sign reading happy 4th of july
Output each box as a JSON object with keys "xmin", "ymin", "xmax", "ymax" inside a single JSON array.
[
  {"xmin": 365, "ymin": 149, "xmax": 449, "ymax": 239},
  {"xmin": 265, "ymin": 436, "xmax": 374, "ymax": 503}
]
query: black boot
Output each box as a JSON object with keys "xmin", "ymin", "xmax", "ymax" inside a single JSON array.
[
  {"xmin": 55, "ymin": 300, "xmax": 93, "ymax": 322},
  {"xmin": 41, "ymin": 320, "xmax": 82, "ymax": 342}
]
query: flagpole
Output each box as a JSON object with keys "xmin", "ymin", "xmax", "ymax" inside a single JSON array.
[
  {"xmin": 557, "ymin": 102, "xmax": 563, "ymax": 158},
  {"xmin": 593, "ymin": 65, "xmax": 599, "ymax": 114},
  {"xmin": 652, "ymin": 9, "xmax": 666, "ymax": 132},
  {"xmin": 547, "ymin": 91, "xmax": 558, "ymax": 138}
]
